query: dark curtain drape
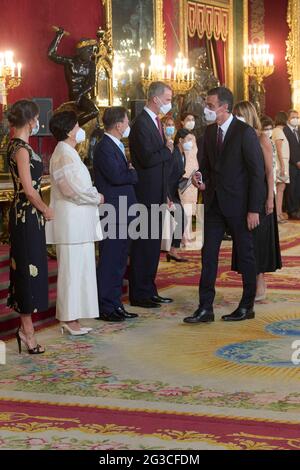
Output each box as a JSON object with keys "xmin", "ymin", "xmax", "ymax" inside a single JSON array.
[{"xmin": 188, "ymin": 35, "xmax": 226, "ymax": 85}]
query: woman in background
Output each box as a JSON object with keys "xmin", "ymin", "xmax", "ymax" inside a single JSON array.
[
  {"xmin": 176, "ymin": 112, "xmax": 199, "ymax": 244},
  {"xmin": 273, "ymin": 111, "xmax": 290, "ymax": 223},
  {"xmin": 7, "ymin": 99, "xmax": 54, "ymax": 354},
  {"xmin": 46, "ymin": 111, "xmax": 103, "ymax": 335},
  {"xmin": 232, "ymin": 101, "xmax": 281, "ymax": 301}
]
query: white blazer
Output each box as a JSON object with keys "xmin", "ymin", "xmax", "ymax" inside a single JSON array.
[{"xmin": 46, "ymin": 141, "xmax": 102, "ymax": 244}]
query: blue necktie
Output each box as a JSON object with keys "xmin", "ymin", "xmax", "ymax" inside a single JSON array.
[{"xmin": 119, "ymin": 142, "xmax": 127, "ymax": 161}]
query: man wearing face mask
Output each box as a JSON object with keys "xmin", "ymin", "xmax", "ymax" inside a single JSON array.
[
  {"xmin": 93, "ymin": 107, "xmax": 139, "ymax": 322},
  {"xmin": 283, "ymin": 110, "xmax": 300, "ymax": 219},
  {"xmin": 184, "ymin": 86, "xmax": 265, "ymax": 324},
  {"xmin": 129, "ymin": 81, "xmax": 174, "ymax": 309}
]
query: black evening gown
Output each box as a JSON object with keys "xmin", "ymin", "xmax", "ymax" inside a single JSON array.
[
  {"xmin": 7, "ymin": 138, "xmax": 48, "ymax": 314},
  {"xmin": 232, "ymin": 201, "xmax": 282, "ymax": 274}
]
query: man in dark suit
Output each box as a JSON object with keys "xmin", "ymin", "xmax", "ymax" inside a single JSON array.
[
  {"xmin": 184, "ymin": 87, "xmax": 266, "ymax": 324},
  {"xmin": 93, "ymin": 107, "xmax": 139, "ymax": 322},
  {"xmin": 283, "ymin": 110, "xmax": 300, "ymax": 219},
  {"xmin": 128, "ymin": 81, "xmax": 174, "ymax": 308}
]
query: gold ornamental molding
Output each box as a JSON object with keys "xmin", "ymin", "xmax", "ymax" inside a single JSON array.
[
  {"xmin": 187, "ymin": 1, "xmax": 229, "ymax": 41},
  {"xmin": 286, "ymin": 0, "xmax": 300, "ymax": 111},
  {"xmin": 179, "ymin": 0, "xmax": 234, "ymax": 92}
]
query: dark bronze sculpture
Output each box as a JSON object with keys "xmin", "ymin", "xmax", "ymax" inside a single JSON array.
[{"xmin": 48, "ymin": 27, "xmax": 99, "ymax": 126}]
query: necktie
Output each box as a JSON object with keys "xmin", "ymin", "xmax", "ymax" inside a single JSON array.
[
  {"xmin": 216, "ymin": 127, "xmax": 223, "ymax": 155},
  {"xmin": 119, "ymin": 142, "xmax": 127, "ymax": 161},
  {"xmin": 294, "ymin": 129, "xmax": 299, "ymax": 143},
  {"xmin": 156, "ymin": 116, "xmax": 164, "ymax": 140}
]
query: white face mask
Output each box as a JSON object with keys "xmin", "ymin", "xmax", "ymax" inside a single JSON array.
[
  {"xmin": 122, "ymin": 126, "xmax": 131, "ymax": 138},
  {"xmin": 157, "ymin": 97, "xmax": 172, "ymax": 115},
  {"xmin": 236, "ymin": 116, "xmax": 246, "ymax": 123},
  {"xmin": 30, "ymin": 120, "xmax": 40, "ymax": 136},
  {"xmin": 204, "ymin": 107, "xmax": 217, "ymax": 123},
  {"xmin": 290, "ymin": 118, "xmax": 299, "ymax": 127},
  {"xmin": 263, "ymin": 129, "xmax": 273, "ymax": 139},
  {"xmin": 75, "ymin": 128, "xmax": 86, "ymax": 144},
  {"xmin": 165, "ymin": 126, "xmax": 175, "ymax": 136},
  {"xmin": 184, "ymin": 120, "xmax": 195, "ymax": 131},
  {"xmin": 182, "ymin": 141, "xmax": 193, "ymax": 152}
]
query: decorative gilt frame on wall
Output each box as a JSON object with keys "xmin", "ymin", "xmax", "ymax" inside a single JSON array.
[
  {"xmin": 286, "ymin": 0, "xmax": 300, "ymax": 111},
  {"xmin": 101, "ymin": 0, "xmax": 165, "ymax": 56}
]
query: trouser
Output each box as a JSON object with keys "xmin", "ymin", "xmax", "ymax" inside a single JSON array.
[{"xmin": 199, "ymin": 197, "xmax": 256, "ymax": 310}]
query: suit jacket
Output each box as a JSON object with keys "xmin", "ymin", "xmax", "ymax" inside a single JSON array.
[
  {"xmin": 168, "ymin": 146, "xmax": 186, "ymax": 204},
  {"xmin": 93, "ymin": 134, "xmax": 138, "ymax": 223},
  {"xmin": 200, "ymin": 117, "xmax": 266, "ymax": 217},
  {"xmin": 283, "ymin": 126, "xmax": 300, "ymax": 168},
  {"xmin": 129, "ymin": 109, "xmax": 172, "ymax": 206}
]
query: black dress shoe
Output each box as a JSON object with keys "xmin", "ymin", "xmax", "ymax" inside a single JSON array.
[
  {"xmin": 151, "ymin": 295, "xmax": 173, "ymax": 304},
  {"xmin": 183, "ymin": 308, "xmax": 214, "ymax": 324},
  {"xmin": 98, "ymin": 311, "xmax": 125, "ymax": 322},
  {"xmin": 115, "ymin": 306, "xmax": 139, "ymax": 319},
  {"xmin": 130, "ymin": 299, "xmax": 161, "ymax": 308},
  {"xmin": 221, "ymin": 307, "xmax": 255, "ymax": 322}
]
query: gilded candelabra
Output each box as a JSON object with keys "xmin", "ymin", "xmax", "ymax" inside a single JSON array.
[
  {"xmin": 140, "ymin": 53, "xmax": 195, "ymax": 96},
  {"xmin": 244, "ymin": 44, "xmax": 274, "ymax": 114},
  {"xmin": 0, "ymin": 51, "xmax": 22, "ymax": 109}
]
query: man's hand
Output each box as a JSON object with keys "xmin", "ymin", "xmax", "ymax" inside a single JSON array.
[
  {"xmin": 247, "ymin": 212, "xmax": 260, "ymax": 231},
  {"xmin": 192, "ymin": 171, "xmax": 205, "ymax": 191},
  {"xmin": 128, "ymin": 162, "xmax": 135, "ymax": 170},
  {"xmin": 166, "ymin": 140, "xmax": 174, "ymax": 153},
  {"xmin": 296, "ymin": 162, "xmax": 300, "ymax": 169}
]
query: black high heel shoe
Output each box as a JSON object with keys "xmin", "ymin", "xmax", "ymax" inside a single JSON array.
[
  {"xmin": 166, "ymin": 253, "xmax": 189, "ymax": 263},
  {"xmin": 16, "ymin": 328, "xmax": 45, "ymax": 355}
]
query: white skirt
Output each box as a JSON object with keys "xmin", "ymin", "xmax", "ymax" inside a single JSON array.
[{"xmin": 56, "ymin": 243, "xmax": 99, "ymax": 321}]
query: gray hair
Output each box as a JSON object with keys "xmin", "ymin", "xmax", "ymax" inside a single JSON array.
[{"xmin": 147, "ymin": 81, "xmax": 172, "ymax": 100}]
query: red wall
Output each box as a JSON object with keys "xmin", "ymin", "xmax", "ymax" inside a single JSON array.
[
  {"xmin": 0, "ymin": 0, "xmax": 103, "ymax": 108},
  {"xmin": 264, "ymin": 0, "xmax": 291, "ymax": 117}
]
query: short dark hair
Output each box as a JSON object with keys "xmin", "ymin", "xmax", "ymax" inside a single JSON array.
[
  {"xmin": 261, "ymin": 115, "xmax": 274, "ymax": 128},
  {"xmin": 102, "ymin": 106, "xmax": 128, "ymax": 131},
  {"xmin": 174, "ymin": 128, "xmax": 192, "ymax": 146},
  {"xmin": 7, "ymin": 99, "xmax": 39, "ymax": 128},
  {"xmin": 274, "ymin": 111, "xmax": 288, "ymax": 127},
  {"xmin": 180, "ymin": 111, "xmax": 198, "ymax": 121},
  {"xmin": 49, "ymin": 111, "xmax": 78, "ymax": 142},
  {"xmin": 207, "ymin": 86, "xmax": 233, "ymax": 113}
]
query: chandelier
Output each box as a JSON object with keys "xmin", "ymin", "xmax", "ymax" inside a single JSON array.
[
  {"xmin": 0, "ymin": 51, "xmax": 22, "ymax": 108},
  {"xmin": 140, "ymin": 52, "xmax": 195, "ymax": 95},
  {"xmin": 243, "ymin": 44, "xmax": 274, "ymax": 86}
]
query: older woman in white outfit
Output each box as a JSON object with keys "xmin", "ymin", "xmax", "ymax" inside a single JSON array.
[{"xmin": 46, "ymin": 111, "xmax": 103, "ymax": 335}]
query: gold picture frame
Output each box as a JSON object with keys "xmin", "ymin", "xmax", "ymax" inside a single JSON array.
[{"xmin": 101, "ymin": 0, "xmax": 165, "ymax": 55}]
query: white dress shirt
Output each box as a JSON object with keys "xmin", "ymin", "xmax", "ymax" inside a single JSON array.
[
  {"xmin": 144, "ymin": 106, "xmax": 159, "ymax": 129},
  {"xmin": 218, "ymin": 114, "xmax": 234, "ymax": 141}
]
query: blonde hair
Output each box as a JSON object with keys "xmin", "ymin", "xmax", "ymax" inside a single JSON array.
[{"xmin": 233, "ymin": 101, "xmax": 261, "ymax": 131}]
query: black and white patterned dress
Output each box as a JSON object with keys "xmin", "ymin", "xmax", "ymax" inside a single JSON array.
[{"xmin": 7, "ymin": 138, "xmax": 48, "ymax": 314}]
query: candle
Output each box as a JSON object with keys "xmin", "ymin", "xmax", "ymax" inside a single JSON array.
[
  {"xmin": 166, "ymin": 65, "xmax": 172, "ymax": 80},
  {"xmin": 173, "ymin": 67, "xmax": 177, "ymax": 81},
  {"xmin": 128, "ymin": 69, "xmax": 133, "ymax": 83},
  {"xmin": 0, "ymin": 64, "xmax": 2, "ymax": 77},
  {"xmin": 11, "ymin": 63, "xmax": 15, "ymax": 77},
  {"xmin": 17, "ymin": 62, "xmax": 22, "ymax": 78},
  {"xmin": 269, "ymin": 54, "xmax": 274, "ymax": 66},
  {"xmin": 191, "ymin": 67, "xmax": 195, "ymax": 81},
  {"xmin": 148, "ymin": 66, "xmax": 152, "ymax": 80},
  {"xmin": 140, "ymin": 63, "xmax": 145, "ymax": 79}
]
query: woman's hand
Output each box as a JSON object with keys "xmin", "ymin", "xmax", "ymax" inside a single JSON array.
[
  {"xmin": 265, "ymin": 197, "xmax": 274, "ymax": 215},
  {"xmin": 98, "ymin": 193, "xmax": 105, "ymax": 205},
  {"xmin": 43, "ymin": 207, "xmax": 54, "ymax": 221}
]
